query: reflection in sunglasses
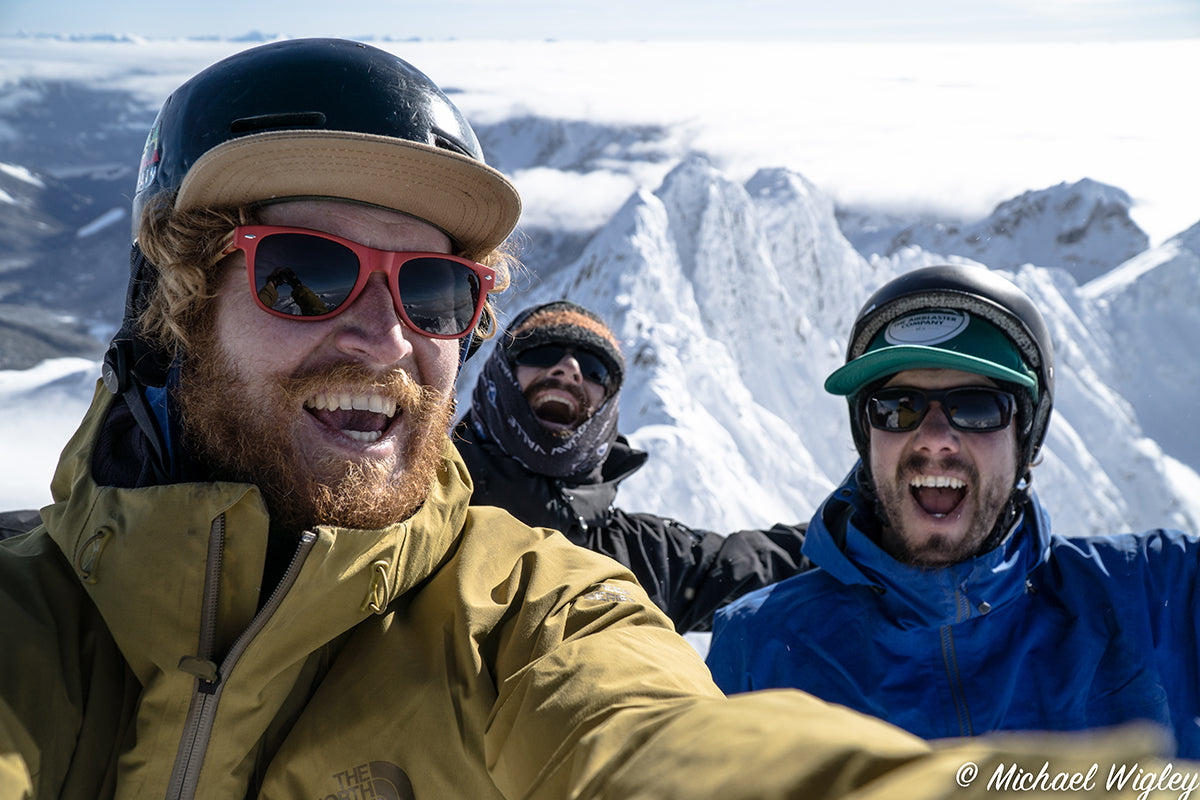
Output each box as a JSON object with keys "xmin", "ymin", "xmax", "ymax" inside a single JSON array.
[
  {"xmin": 257, "ymin": 267, "xmax": 330, "ymax": 316},
  {"xmin": 866, "ymin": 387, "xmax": 1015, "ymax": 433},
  {"xmin": 226, "ymin": 225, "xmax": 495, "ymax": 339}
]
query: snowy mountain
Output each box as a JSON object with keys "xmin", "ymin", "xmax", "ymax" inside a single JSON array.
[
  {"xmin": 465, "ymin": 158, "xmax": 1200, "ymax": 537},
  {"xmin": 1, "ymin": 37, "xmax": 1198, "ymax": 543},
  {"xmin": 838, "ymin": 179, "xmax": 1149, "ymax": 285},
  {"xmin": 1081, "ymin": 221, "xmax": 1200, "ymax": 472}
]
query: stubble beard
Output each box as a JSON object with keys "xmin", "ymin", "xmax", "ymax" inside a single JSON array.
[
  {"xmin": 874, "ymin": 453, "xmax": 1012, "ymax": 567},
  {"xmin": 177, "ymin": 330, "xmax": 455, "ymax": 536}
]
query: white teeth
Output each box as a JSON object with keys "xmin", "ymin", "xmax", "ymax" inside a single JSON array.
[
  {"xmin": 910, "ymin": 475, "xmax": 966, "ymax": 489},
  {"xmin": 343, "ymin": 430, "xmax": 383, "ymax": 443},
  {"xmin": 305, "ymin": 392, "xmax": 398, "ymax": 418},
  {"xmin": 532, "ymin": 390, "xmax": 578, "ymax": 413}
]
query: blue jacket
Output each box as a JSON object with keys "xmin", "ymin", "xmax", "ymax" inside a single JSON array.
[{"xmin": 707, "ymin": 467, "xmax": 1200, "ymax": 756}]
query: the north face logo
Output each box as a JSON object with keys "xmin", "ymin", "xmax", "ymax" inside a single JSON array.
[{"xmin": 321, "ymin": 761, "xmax": 414, "ymax": 800}]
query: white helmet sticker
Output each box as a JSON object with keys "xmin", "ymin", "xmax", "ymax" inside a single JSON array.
[{"xmin": 884, "ymin": 309, "xmax": 969, "ymax": 346}]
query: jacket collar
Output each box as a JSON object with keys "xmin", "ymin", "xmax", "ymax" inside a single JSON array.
[
  {"xmin": 596, "ymin": 435, "xmax": 649, "ymax": 486},
  {"xmin": 42, "ymin": 381, "xmax": 473, "ymax": 685},
  {"xmin": 802, "ymin": 465, "xmax": 1050, "ymax": 628}
]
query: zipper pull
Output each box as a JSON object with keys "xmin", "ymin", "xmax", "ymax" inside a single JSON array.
[{"xmin": 178, "ymin": 655, "xmax": 219, "ymax": 683}]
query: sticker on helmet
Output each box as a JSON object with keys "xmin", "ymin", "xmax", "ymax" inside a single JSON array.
[
  {"xmin": 884, "ymin": 309, "xmax": 970, "ymax": 347},
  {"xmin": 135, "ymin": 114, "xmax": 163, "ymax": 195}
]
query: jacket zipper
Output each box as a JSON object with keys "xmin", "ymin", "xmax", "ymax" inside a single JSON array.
[
  {"xmin": 939, "ymin": 588, "xmax": 974, "ymax": 738},
  {"xmin": 165, "ymin": 519, "xmax": 318, "ymax": 799}
]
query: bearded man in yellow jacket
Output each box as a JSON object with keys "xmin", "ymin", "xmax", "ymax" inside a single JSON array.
[{"xmin": 0, "ymin": 37, "xmax": 1186, "ymax": 800}]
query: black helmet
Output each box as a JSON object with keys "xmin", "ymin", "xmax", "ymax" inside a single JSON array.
[
  {"xmin": 130, "ymin": 37, "xmax": 519, "ymax": 257},
  {"xmin": 102, "ymin": 38, "xmax": 521, "ymax": 479},
  {"xmin": 826, "ymin": 265, "xmax": 1055, "ymax": 477}
]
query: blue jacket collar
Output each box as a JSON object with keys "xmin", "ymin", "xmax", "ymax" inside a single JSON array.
[{"xmin": 802, "ymin": 465, "xmax": 1051, "ymax": 628}]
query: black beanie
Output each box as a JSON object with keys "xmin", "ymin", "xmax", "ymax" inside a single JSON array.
[{"xmin": 503, "ymin": 301, "xmax": 625, "ymax": 392}]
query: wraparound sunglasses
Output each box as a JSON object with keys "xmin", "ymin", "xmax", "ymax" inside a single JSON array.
[
  {"xmin": 865, "ymin": 386, "xmax": 1016, "ymax": 433},
  {"xmin": 224, "ymin": 225, "xmax": 495, "ymax": 339},
  {"xmin": 513, "ymin": 344, "xmax": 611, "ymax": 387}
]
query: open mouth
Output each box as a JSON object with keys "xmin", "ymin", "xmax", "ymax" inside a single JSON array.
[
  {"xmin": 910, "ymin": 474, "xmax": 967, "ymax": 519},
  {"xmin": 304, "ymin": 391, "xmax": 399, "ymax": 443},
  {"xmin": 529, "ymin": 389, "xmax": 582, "ymax": 429}
]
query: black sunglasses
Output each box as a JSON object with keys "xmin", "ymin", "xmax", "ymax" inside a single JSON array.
[
  {"xmin": 865, "ymin": 386, "xmax": 1015, "ymax": 433},
  {"xmin": 513, "ymin": 344, "xmax": 611, "ymax": 386}
]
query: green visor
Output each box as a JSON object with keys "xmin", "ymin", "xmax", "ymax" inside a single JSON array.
[{"xmin": 825, "ymin": 308, "xmax": 1037, "ymax": 400}]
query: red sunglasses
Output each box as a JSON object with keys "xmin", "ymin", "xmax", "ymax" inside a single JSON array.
[{"xmin": 223, "ymin": 225, "xmax": 495, "ymax": 339}]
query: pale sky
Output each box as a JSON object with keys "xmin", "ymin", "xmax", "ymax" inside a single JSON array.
[{"xmin": 3, "ymin": 0, "xmax": 1198, "ymax": 41}]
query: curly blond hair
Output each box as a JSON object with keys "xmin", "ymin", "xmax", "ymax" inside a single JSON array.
[{"xmin": 134, "ymin": 196, "xmax": 519, "ymax": 360}]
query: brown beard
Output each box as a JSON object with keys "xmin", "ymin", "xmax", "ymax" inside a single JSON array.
[
  {"xmin": 874, "ymin": 452, "xmax": 1010, "ymax": 567},
  {"xmin": 176, "ymin": 330, "xmax": 454, "ymax": 536}
]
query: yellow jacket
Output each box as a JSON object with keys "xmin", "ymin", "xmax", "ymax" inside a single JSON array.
[{"xmin": 0, "ymin": 382, "xmax": 1181, "ymax": 799}]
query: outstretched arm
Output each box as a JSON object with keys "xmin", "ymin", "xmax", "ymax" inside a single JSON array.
[{"xmin": 581, "ymin": 509, "xmax": 811, "ymax": 633}]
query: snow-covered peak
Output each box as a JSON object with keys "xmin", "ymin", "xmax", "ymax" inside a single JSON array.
[
  {"xmin": 1083, "ymin": 219, "xmax": 1200, "ymax": 299},
  {"xmin": 842, "ymin": 178, "xmax": 1149, "ymax": 285},
  {"xmin": 0, "ymin": 163, "xmax": 44, "ymax": 188},
  {"xmin": 1076, "ymin": 222, "xmax": 1200, "ymax": 471},
  {"xmin": 457, "ymin": 159, "xmax": 1200, "ymax": 537}
]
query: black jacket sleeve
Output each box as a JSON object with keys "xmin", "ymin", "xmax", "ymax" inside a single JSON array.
[
  {"xmin": 0, "ymin": 509, "xmax": 41, "ymax": 540},
  {"xmin": 581, "ymin": 509, "xmax": 811, "ymax": 633},
  {"xmin": 454, "ymin": 414, "xmax": 813, "ymax": 633}
]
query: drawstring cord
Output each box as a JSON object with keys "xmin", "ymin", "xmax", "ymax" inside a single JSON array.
[
  {"xmin": 75, "ymin": 527, "xmax": 114, "ymax": 584},
  {"xmin": 361, "ymin": 560, "xmax": 391, "ymax": 615}
]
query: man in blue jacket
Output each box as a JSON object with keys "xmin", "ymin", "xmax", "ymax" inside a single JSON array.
[{"xmin": 707, "ymin": 264, "xmax": 1200, "ymax": 756}]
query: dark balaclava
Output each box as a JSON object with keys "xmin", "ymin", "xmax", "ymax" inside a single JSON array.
[{"xmin": 471, "ymin": 301, "xmax": 625, "ymax": 481}]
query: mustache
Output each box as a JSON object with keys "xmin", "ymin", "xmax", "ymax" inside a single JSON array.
[
  {"xmin": 281, "ymin": 361, "xmax": 444, "ymax": 414},
  {"xmin": 522, "ymin": 376, "xmax": 591, "ymax": 410},
  {"xmin": 900, "ymin": 453, "xmax": 978, "ymax": 484}
]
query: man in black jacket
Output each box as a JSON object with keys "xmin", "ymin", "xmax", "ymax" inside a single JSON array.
[{"xmin": 455, "ymin": 300, "xmax": 810, "ymax": 632}]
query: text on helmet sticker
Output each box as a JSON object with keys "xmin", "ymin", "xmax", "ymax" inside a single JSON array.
[{"xmin": 884, "ymin": 309, "xmax": 970, "ymax": 347}]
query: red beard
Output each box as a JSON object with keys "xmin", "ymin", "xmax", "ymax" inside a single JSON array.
[{"xmin": 177, "ymin": 336, "xmax": 454, "ymax": 535}]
